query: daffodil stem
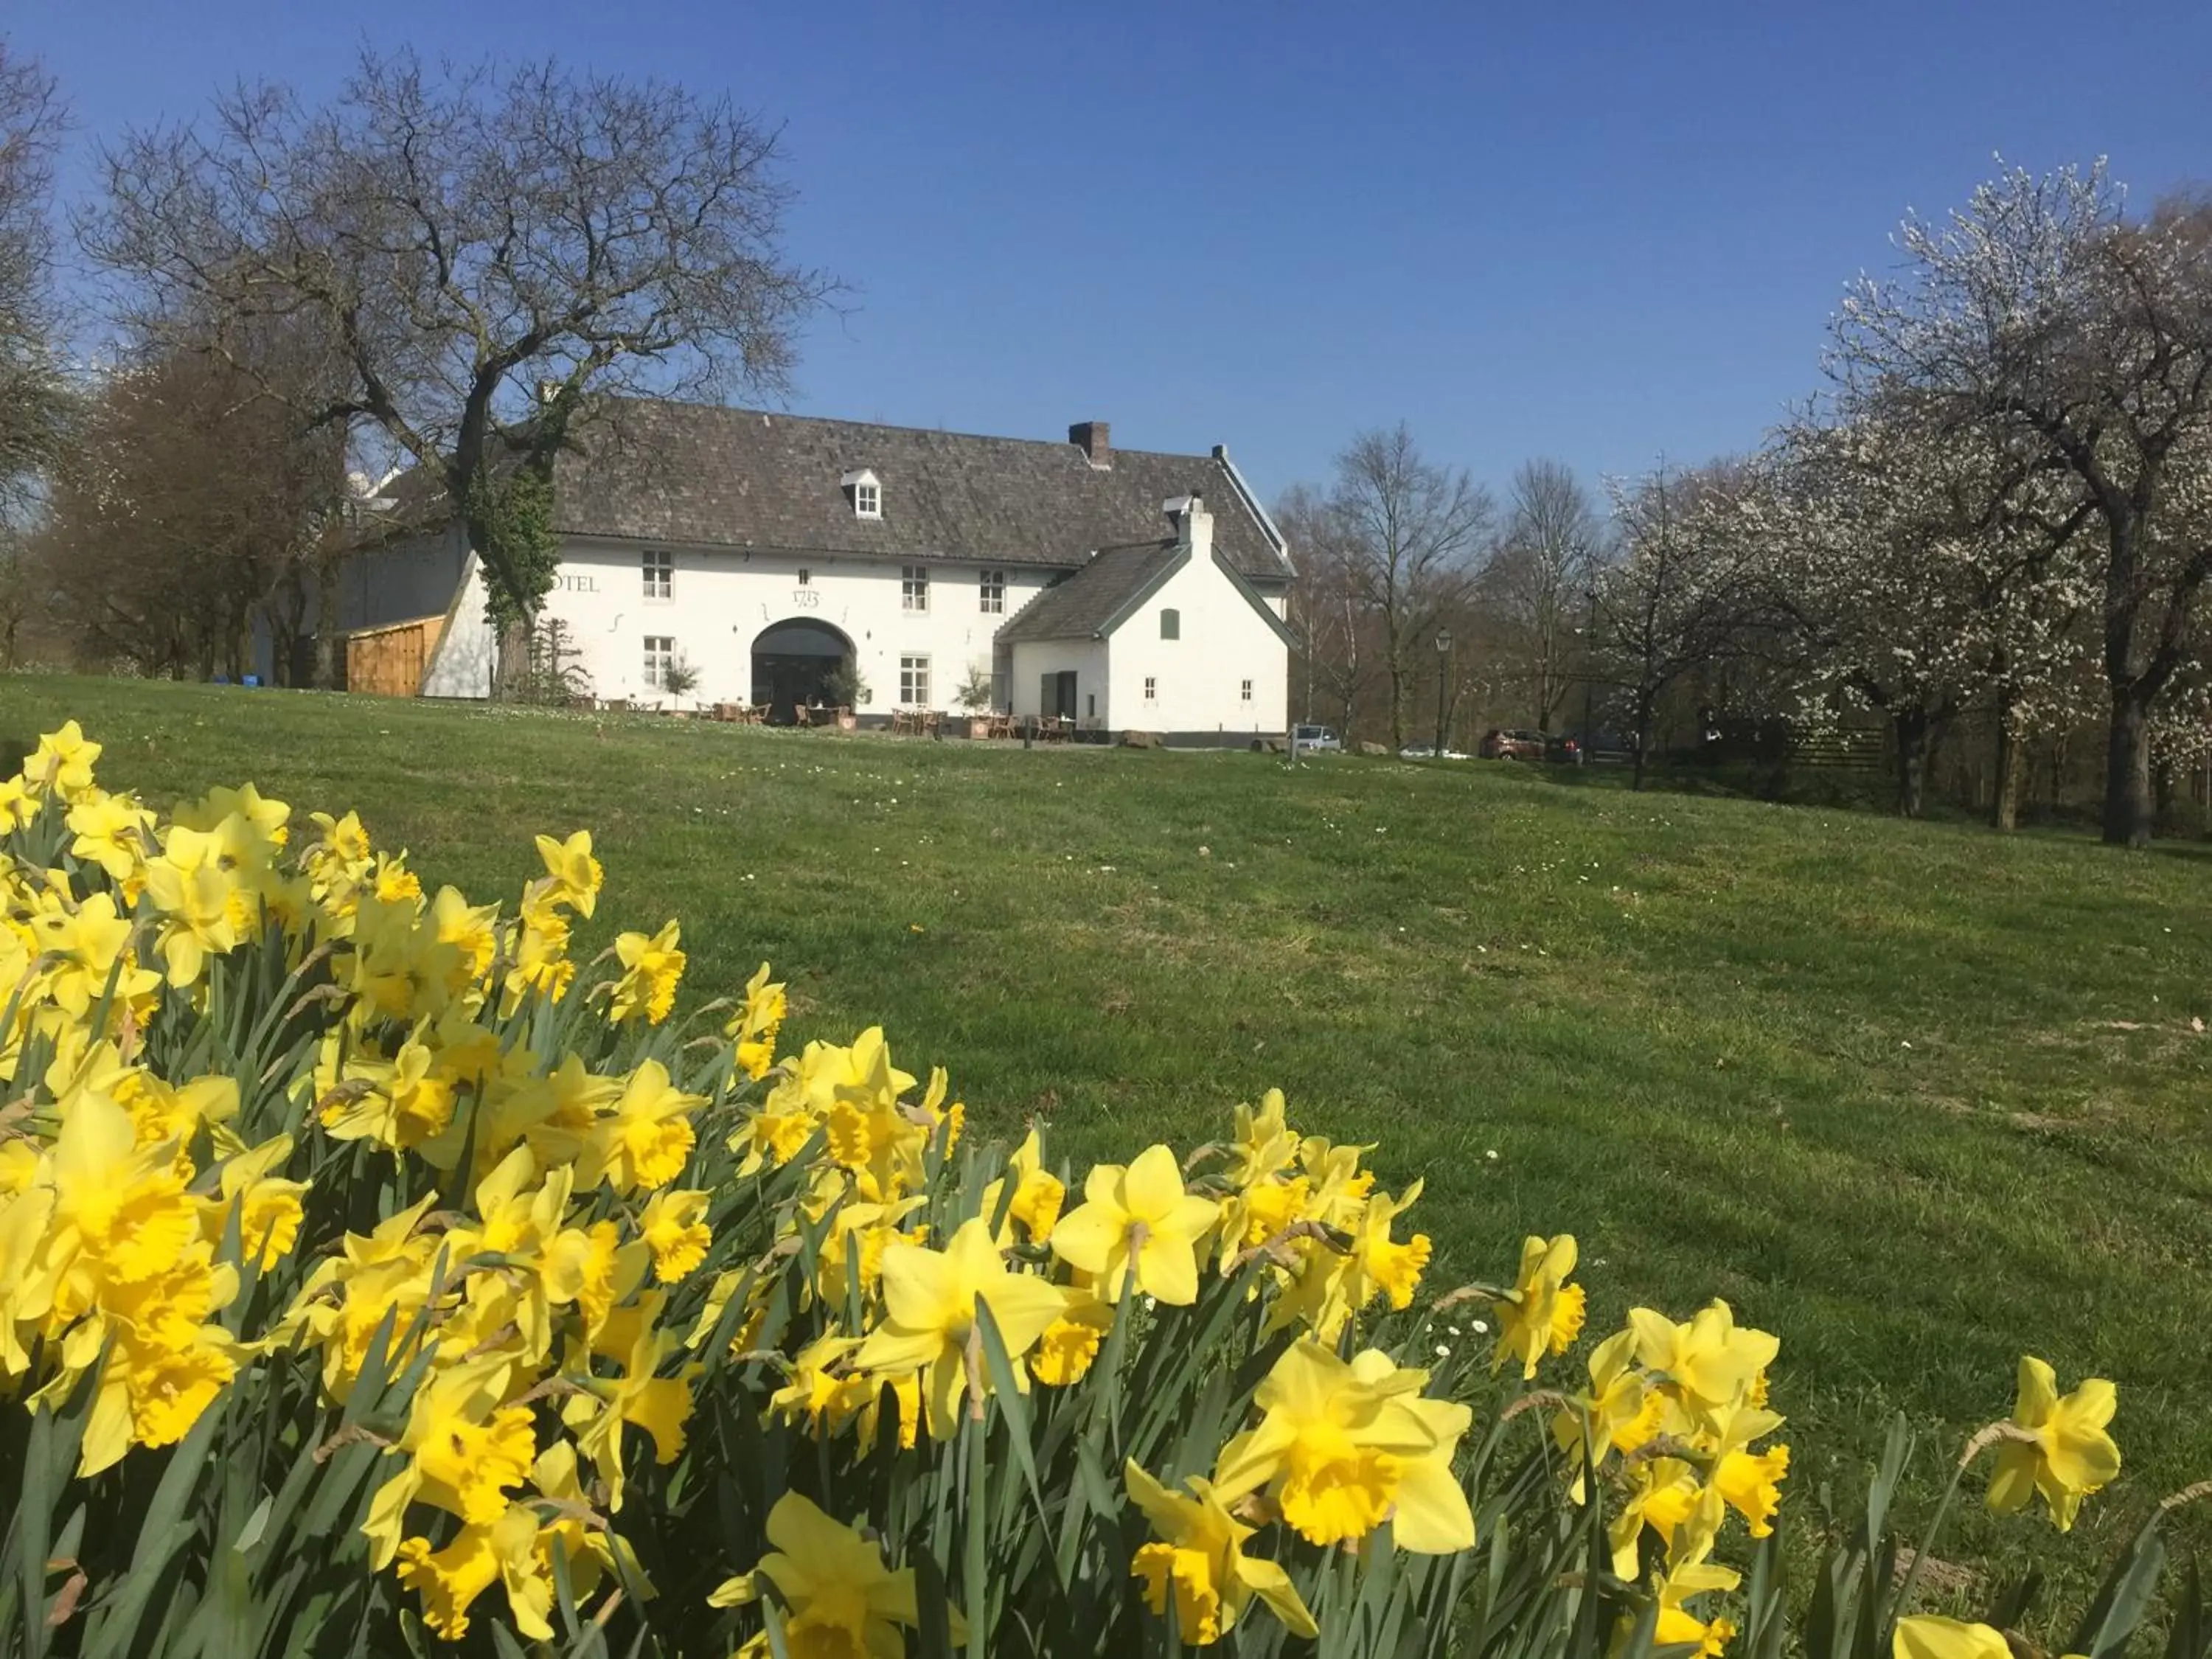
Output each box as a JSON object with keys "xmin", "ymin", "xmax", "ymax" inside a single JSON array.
[{"xmin": 1892, "ymin": 1422, "xmax": 2003, "ymax": 1624}]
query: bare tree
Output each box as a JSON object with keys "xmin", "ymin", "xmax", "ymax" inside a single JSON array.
[
  {"xmin": 1277, "ymin": 481, "xmax": 1380, "ymax": 738},
  {"xmin": 80, "ymin": 47, "xmax": 835, "ymax": 637},
  {"xmin": 0, "ymin": 41, "xmax": 66, "ymax": 517},
  {"xmin": 1481, "ymin": 459, "xmax": 1605, "ymax": 730},
  {"xmin": 43, "ymin": 336, "xmax": 344, "ymax": 680},
  {"xmin": 1834, "ymin": 163, "xmax": 2212, "ymax": 846},
  {"xmin": 1324, "ymin": 425, "xmax": 1493, "ymax": 753},
  {"xmin": 1598, "ymin": 462, "xmax": 1773, "ymax": 790}
]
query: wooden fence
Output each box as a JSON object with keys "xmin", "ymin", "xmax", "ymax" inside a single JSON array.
[
  {"xmin": 345, "ymin": 615, "xmax": 445, "ymax": 698},
  {"xmin": 1790, "ymin": 728, "xmax": 1885, "ymax": 771}
]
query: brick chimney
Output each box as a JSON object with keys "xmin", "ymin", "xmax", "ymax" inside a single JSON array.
[{"xmin": 1069, "ymin": 420, "xmax": 1110, "ymax": 469}]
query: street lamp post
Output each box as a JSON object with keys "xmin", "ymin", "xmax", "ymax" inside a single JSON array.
[{"xmin": 1433, "ymin": 628, "xmax": 1453, "ymax": 758}]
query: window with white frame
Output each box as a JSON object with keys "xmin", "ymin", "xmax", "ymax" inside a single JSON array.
[
  {"xmin": 979, "ymin": 568, "xmax": 1006, "ymax": 613},
  {"xmin": 796, "ymin": 568, "xmax": 810, "ymax": 585},
  {"xmin": 900, "ymin": 654, "xmax": 931, "ymax": 706},
  {"xmin": 643, "ymin": 636, "xmax": 675, "ymax": 690},
  {"xmin": 1241, "ymin": 678, "xmax": 1253, "ymax": 702},
  {"xmin": 1160, "ymin": 608, "xmax": 1180, "ymax": 640},
  {"xmin": 843, "ymin": 467, "xmax": 883, "ymax": 519},
  {"xmin": 642, "ymin": 549, "xmax": 673, "ymax": 599},
  {"xmin": 902, "ymin": 565, "xmax": 929, "ymax": 613},
  {"xmin": 1144, "ymin": 676, "xmax": 1158, "ymax": 701}
]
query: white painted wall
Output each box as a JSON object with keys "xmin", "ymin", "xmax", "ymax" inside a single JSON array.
[
  {"xmin": 422, "ymin": 556, "xmax": 498, "ymax": 699},
  {"xmin": 380, "ymin": 528, "xmax": 1289, "ymax": 731},
  {"xmin": 1008, "ymin": 640, "xmax": 1110, "ymax": 723},
  {"xmin": 526, "ymin": 539, "xmax": 1059, "ymax": 712},
  {"xmin": 1104, "ymin": 553, "xmax": 1288, "ymax": 736}
]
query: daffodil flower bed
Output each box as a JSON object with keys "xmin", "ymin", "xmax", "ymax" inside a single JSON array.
[{"xmin": 0, "ymin": 723, "xmax": 2192, "ymax": 1659}]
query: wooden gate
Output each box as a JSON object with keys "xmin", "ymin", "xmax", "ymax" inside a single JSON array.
[{"xmin": 346, "ymin": 615, "xmax": 445, "ymax": 698}]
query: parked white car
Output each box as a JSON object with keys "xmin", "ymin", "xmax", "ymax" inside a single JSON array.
[{"xmin": 1292, "ymin": 724, "xmax": 1343, "ymax": 752}]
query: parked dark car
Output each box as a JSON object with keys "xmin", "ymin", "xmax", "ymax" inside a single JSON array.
[
  {"xmin": 1478, "ymin": 728, "xmax": 1545, "ymax": 760},
  {"xmin": 1544, "ymin": 734, "xmax": 1583, "ymax": 765}
]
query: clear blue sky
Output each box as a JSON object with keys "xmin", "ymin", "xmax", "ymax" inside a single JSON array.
[{"xmin": 15, "ymin": 1, "xmax": 2211, "ymax": 506}]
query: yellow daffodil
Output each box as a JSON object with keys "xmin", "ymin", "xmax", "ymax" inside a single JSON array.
[
  {"xmin": 204, "ymin": 1133, "xmax": 309, "ymax": 1270},
  {"xmin": 814, "ymin": 1188, "xmax": 928, "ymax": 1306},
  {"xmin": 1125, "ymin": 1458, "xmax": 1318, "ymax": 1644},
  {"xmin": 1893, "ymin": 1618, "xmax": 2013, "ymax": 1659},
  {"xmin": 1493, "ymin": 1234, "xmax": 1586, "ymax": 1378},
  {"xmin": 534, "ymin": 830, "xmax": 602, "ymax": 917},
  {"xmin": 1276, "ymin": 1178, "xmax": 1432, "ymax": 1342},
  {"xmin": 529, "ymin": 1441, "xmax": 639, "ymax": 1606},
  {"xmin": 1714, "ymin": 1441, "xmax": 1790, "ymax": 1538},
  {"xmin": 768, "ymin": 1332, "xmax": 872, "ymax": 1435},
  {"xmin": 639, "ymin": 1187, "xmax": 713, "ymax": 1282},
  {"xmin": 40, "ymin": 1085, "xmax": 202, "ymax": 1293},
  {"xmin": 1049, "ymin": 1144, "xmax": 1220, "ymax": 1307},
  {"xmin": 708, "ymin": 1491, "xmax": 964, "ymax": 1655},
  {"xmin": 65, "ymin": 790, "xmax": 153, "ymax": 884},
  {"xmin": 114, "ymin": 1068, "xmax": 237, "ymax": 1149},
  {"xmin": 728, "ymin": 961, "xmax": 788, "ymax": 1079},
  {"xmin": 1627, "ymin": 1301, "xmax": 1779, "ymax": 1436},
  {"xmin": 978, "ymin": 1124, "xmax": 1064, "ymax": 1247},
  {"xmin": 27, "ymin": 721, "xmax": 102, "ymax": 799},
  {"xmin": 505, "ymin": 899, "xmax": 577, "ymax": 1006},
  {"xmin": 1224, "ymin": 1088, "xmax": 1300, "ymax": 1188},
  {"xmin": 608, "ymin": 919, "xmax": 685, "ymax": 1024},
  {"xmin": 1609, "ymin": 1456, "xmax": 1705, "ymax": 1578},
  {"xmin": 1985, "ymin": 1355, "xmax": 2120, "ymax": 1532},
  {"xmin": 319, "ymin": 1037, "xmax": 456, "ymax": 1150},
  {"xmin": 0, "ymin": 770, "xmax": 38, "ymax": 832},
  {"xmin": 364, "ymin": 1354, "xmax": 535, "ymax": 1568},
  {"xmin": 563, "ymin": 1315, "xmax": 694, "ymax": 1510},
  {"xmin": 1554, "ymin": 1328, "xmax": 1669, "ymax": 1486},
  {"xmin": 428, "ymin": 885, "xmax": 501, "ymax": 990},
  {"xmin": 1211, "ymin": 1342, "xmax": 1475, "ymax": 1552},
  {"xmin": 1295, "ymin": 1135, "xmax": 1376, "ymax": 1228},
  {"xmin": 1032, "ymin": 1291, "xmax": 1116, "ymax": 1386},
  {"xmin": 852, "ymin": 1215, "xmax": 1068, "ymax": 1438},
  {"xmin": 140, "ymin": 828, "xmax": 244, "ymax": 987},
  {"xmin": 577, "ymin": 1060, "xmax": 703, "ymax": 1193},
  {"xmin": 1649, "ymin": 1493, "xmax": 1740, "ymax": 1659},
  {"xmin": 32, "ymin": 893, "xmax": 161, "ymax": 1020},
  {"xmin": 395, "ymin": 1503, "xmax": 554, "ymax": 1642},
  {"xmin": 1225, "ymin": 1172, "xmax": 1311, "ymax": 1255}
]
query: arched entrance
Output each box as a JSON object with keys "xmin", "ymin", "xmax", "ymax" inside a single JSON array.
[{"xmin": 751, "ymin": 618, "xmax": 854, "ymax": 724}]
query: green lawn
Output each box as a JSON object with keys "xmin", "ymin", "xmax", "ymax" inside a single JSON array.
[{"xmin": 7, "ymin": 673, "xmax": 2208, "ymax": 1594}]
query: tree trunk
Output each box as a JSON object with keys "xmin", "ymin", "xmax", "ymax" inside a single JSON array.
[
  {"xmin": 1894, "ymin": 707, "xmax": 1929, "ymax": 819},
  {"xmin": 1990, "ymin": 705, "xmax": 2021, "ymax": 833},
  {"xmin": 1386, "ymin": 655, "xmax": 1407, "ymax": 756},
  {"xmin": 2101, "ymin": 692, "xmax": 2154, "ymax": 848},
  {"xmin": 313, "ymin": 551, "xmax": 344, "ymax": 689},
  {"xmin": 1630, "ymin": 689, "xmax": 1654, "ymax": 791}
]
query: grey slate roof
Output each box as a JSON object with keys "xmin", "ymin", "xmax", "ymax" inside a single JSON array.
[
  {"xmin": 546, "ymin": 399, "xmax": 1292, "ymax": 580},
  {"xmin": 994, "ymin": 540, "xmax": 1186, "ymax": 644}
]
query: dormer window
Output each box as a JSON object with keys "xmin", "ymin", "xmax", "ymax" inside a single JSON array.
[{"xmin": 841, "ymin": 467, "xmax": 882, "ymax": 520}]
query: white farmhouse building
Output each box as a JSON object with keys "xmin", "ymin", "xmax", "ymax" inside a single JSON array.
[{"xmin": 335, "ymin": 400, "xmax": 1294, "ymax": 742}]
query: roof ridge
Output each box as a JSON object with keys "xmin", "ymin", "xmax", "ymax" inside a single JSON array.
[{"xmin": 597, "ymin": 394, "xmax": 1229, "ymax": 467}]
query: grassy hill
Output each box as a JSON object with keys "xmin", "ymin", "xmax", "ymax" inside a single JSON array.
[{"xmin": 7, "ymin": 672, "xmax": 2208, "ymax": 1590}]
